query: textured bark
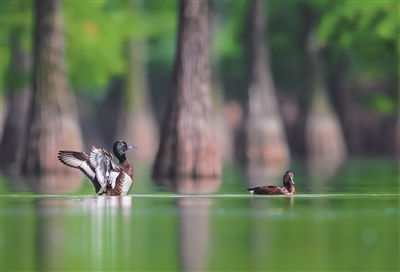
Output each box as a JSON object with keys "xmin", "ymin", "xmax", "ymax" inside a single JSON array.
[
  {"xmin": 21, "ymin": 0, "xmax": 83, "ymax": 176},
  {"xmin": 304, "ymin": 15, "xmax": 346, "ymax": 164},
  {"xmin": 153, "ymin": 0, "xmax": 221, "ymax": 179},
  {"xmin": 242, "ymin": 0, "xmax": 290, "ymax": 171},
  {"xmin": 0, "ymin": 39, "xmax": 31, "ymax": 171}
]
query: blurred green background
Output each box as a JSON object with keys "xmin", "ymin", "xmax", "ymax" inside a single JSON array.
[
  {"xmin": 1, "ymin": 0, "xmax": 398, "ymax": 157},
  {"xmin": 0, "ymin": 1, "xmax": 399, "ymax": 271}
]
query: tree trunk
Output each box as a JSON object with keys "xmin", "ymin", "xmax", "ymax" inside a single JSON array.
[
  {"xmin": 153, "ymin": 0, "xmax": 221, "ymax": 179},
  {"xmin": 304, "ymin": 9, "xmax": 346, "ymax": 171},
  {"xmin": 120, "ymin": 38, "xmax": 159, "ymax": 163},
  {"xmin": 0, "ymin": 38, "xmax": 31, "ymax": 172},
  {"xmin": 242, "ymin": 0, "xmax": 290, "ymax": 175},
  {"xmin": 21, "ymin": 0, "xmax": 83, "ymax": 176}
]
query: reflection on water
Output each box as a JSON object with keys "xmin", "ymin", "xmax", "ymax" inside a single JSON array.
[
  {"xmin": 157, "ymin": 177, "xmax": 219, "ymax": 271},
  {"xmin": 155, "ymin": 177, "xmax": 221, "ymax": 194},
  {"xmin": 1, "ymin": 193, "xmax": 399, "ymax": 271},
  {"xmin": 248, "ymin": 195, "xmax": 294, "ymax": 270},
  {"xmin": 177, "ymin": 198, "xmax": 211, "ymax": 271},
  {"xmin": 81, "ymin": 196, "xmax": 133, "ymax": 270},
  {"xmin": 1, "ymin": 160, "xmax": 399, "ymax": 271},
  {"xmin": 35, "ymin": 199, "xmax": 65, "ymax": 271},
  {"xmin": 33, "ymin": 196, "xmax": 133, "ymax": 271}
]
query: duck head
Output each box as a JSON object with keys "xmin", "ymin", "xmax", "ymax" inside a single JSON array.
[
  {"xmin": 113, "ymin": 140, "xmax": 137, "ymax": 160},
  {"xmin": 283, "ymin": 170, "xmax": 295, "ymax": 186}
]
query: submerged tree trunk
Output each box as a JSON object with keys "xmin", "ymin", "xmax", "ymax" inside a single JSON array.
[
  {"xmin": 304, "ymin": 9, "xmax": 346, "ymax": 173},
  {"xmin": 21, "ymin": 0, "xmax": 82, "ymax": 176},
  {"xmin": 153, "ymin": 0, "xmax": 221, "ymax": 179},
  {"xmin": 242, "ymin": 0, "xmax": 290, "ymax": 176}
]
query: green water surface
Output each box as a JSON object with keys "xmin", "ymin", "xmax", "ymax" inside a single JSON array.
[{"xmin": 1, "ymin": 160, "xmax": 399, "ymax": 271}]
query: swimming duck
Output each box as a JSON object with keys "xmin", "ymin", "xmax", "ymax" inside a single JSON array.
[
  {"xmin": 58, "ymin": 140, "xmax": 137, "ymax": 196},
  {"xmin": 247, "ymin": 171, "xmax": 296, "ymax": 195}
]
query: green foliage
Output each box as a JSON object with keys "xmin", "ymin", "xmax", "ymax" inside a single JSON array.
[
  {"xmin": 0, "ymin": 0, "xmax": 33, "ymax": 93},
  {"xmin": 1, "ymin": 0, "xmax": 177, "ymax": 93},
  {"xmin": 268, "ymin": 2, "xmax": 307, "ymax": 93},
  {"xmin": 63, "ymin": 0, "xmax": 177, "ymax": 92},
  {"xmin": 63, "ymin": 1, "xmax": 164, "ymax": 91},
  {"xmin": 365, "ymin": 94, "xmax": 398, "ymax": 114},
  {"xmin": 63, "ymin": 1, "xmax": 129, "ymax": 91},
  {"xmin": 1, "ymin": 0, "xmax": 397, "ymax": 98},
  {"xmin": 211, "ymin": 1, "xmax": 248, "ymax": 100},
  {"xmin": 212, "ymin": 1, "xmax": 247, "ymax": 59},
  {"xmin": 316, "ymin": 1, "xmax": 399, "ymax": 79},
  {"xmin": 0, "ymin": 0, "xmax": 33, "ymax": 51}
]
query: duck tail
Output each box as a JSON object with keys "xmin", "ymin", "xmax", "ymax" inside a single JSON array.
[{"xmin": 247, "ymin": 187, "xmax": 258, "ymax": 194}]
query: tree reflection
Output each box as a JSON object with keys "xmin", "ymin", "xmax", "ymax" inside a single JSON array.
[
  {"xmin": 34, "ymin": 199, "xmax": 65, "ymax": 271},
  {"xmin": 155, "ymin": 178, "xmax": 221, "ymax": 195},
  {"xmin": 156, "ymin": 177, "xmax": 221, "ymax": 271},
  {"xmin": 177, "ymin": 197, "xmax": 212, "ymax": 271}
]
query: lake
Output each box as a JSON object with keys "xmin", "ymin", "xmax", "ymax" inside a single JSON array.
[{"xmin": 1, "ymin": 159, "xmax": 399, "ymax": 271}]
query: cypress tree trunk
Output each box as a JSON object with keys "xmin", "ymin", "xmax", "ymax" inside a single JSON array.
[
  {"xmin": 242, "ymin": 0, "xmax": 290, "ymax": 173},
  {"xmin": 304, "ymin": 13, "xmax": 346, "ymax": 168},
  {"xmin": 121, "ymin": 38, "xmax": 159, "ymax": 162},
  {"xmin": 21, "ymin": 0, "xmax": 83, "ymax": 176},
  {"xmin": 0, "ymin": 38, "xmax": 31, "ymax": 172},
  {"xmin": 153, "ymin": 0, "xmax": 221, "ymax": 179}
]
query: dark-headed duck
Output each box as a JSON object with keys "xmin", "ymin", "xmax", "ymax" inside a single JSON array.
[
  {"xmin": 58, "ymin": 140, "xmax": 137, "ymax": 196},
  {"xmin": 247, "ymin": 171, "xmax": 296, "ymax": 195}
]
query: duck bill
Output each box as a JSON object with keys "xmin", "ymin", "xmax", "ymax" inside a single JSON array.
[
  {"xmin": 290, "ymin": 178, "xmax": 295, "ymax": 185},
  {"xmin": 127, "ymin": 144, "xmax": 137, "ymax": 149}
]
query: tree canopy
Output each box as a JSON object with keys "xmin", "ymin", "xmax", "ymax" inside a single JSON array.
[{"xmin": 1, "ymin": 0, "xmax": 397, "ymax": 102}]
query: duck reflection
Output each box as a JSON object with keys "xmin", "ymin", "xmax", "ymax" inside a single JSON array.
[
  {"xmin": 34, "ymin": 196, "xmax": 132, "ymax": 271},
  {"xmin": 156, "ymin": 177, "xmax": 221, "ymax": 271},
  {"xmin": 81, "ymin": 196, "xmax": 133, "ymax": 270}
]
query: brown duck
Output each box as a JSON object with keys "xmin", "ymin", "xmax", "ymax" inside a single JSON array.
[
  {"xmin": 247, "ymin": 171, "xmax": 296, "ymax": 195},
  {"xmin": 58, "ymin": 140, "xmax": 137, "ymax": 196}
]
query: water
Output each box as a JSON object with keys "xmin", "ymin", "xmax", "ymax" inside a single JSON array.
[{"xmin": 1, "ymin": 160, "xmax": 399, "ymax": 271}]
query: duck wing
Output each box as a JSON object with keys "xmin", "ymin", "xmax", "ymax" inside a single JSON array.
[
  {"xmin": 89, "ymin": 147, "xmax": 121, "ymax": 190},
  {"xmin": 247, "ymin": 185, "xmax": 284, "ymax": 195},
  {"xmin": 57, "ymin": 151, "xmax": 102, "ymax": 193}
]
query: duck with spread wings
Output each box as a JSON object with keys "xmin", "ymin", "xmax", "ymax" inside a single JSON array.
[{"xmin": 58, "ymin": 140, "xmax": 137, "ymax": 196}]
